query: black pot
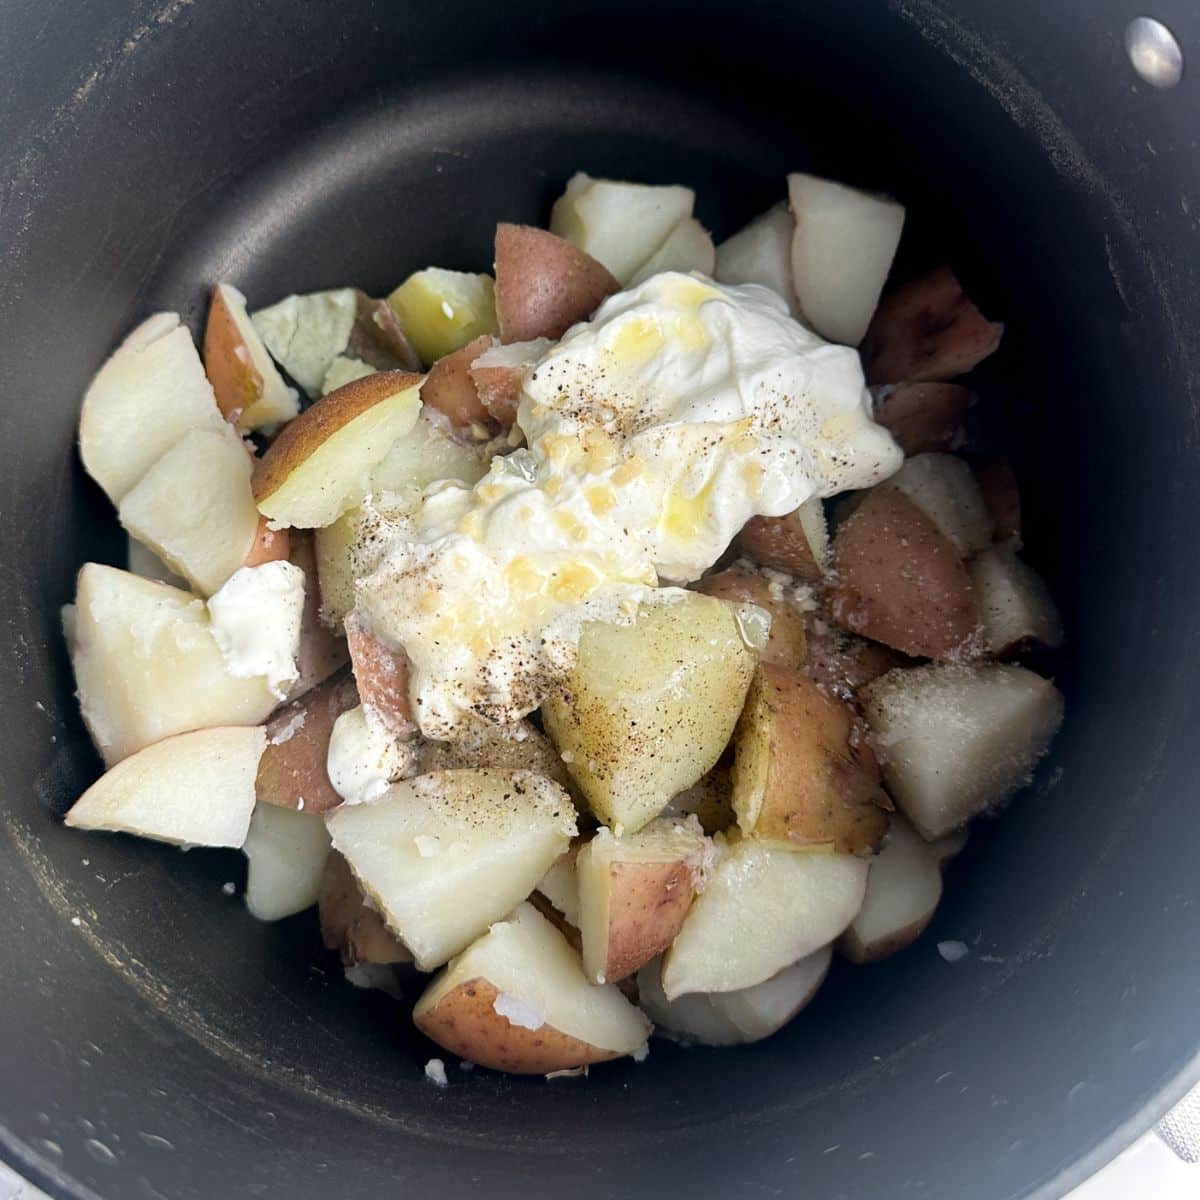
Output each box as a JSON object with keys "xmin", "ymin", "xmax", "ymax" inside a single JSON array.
[{"xmin": 2, "ymin": 1, "xmax": 1198, "ymax": 1197}]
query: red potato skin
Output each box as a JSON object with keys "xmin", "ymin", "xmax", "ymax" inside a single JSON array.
[
  {"xmin": 829, "ymin": 487, "xmax": 978, "ymax": 659},
  {"xmin": 347, "ymin": 292, "xmax": 422, "ymax": 373},
  {"xmin": 735, "ymin": 510, "xmax": 822, "ymax": 581},
  {"xmin": 470, "ymin": 358, "xmax": 525, "ymax": 427},
  {"xmin": 603, "ymin": 858, "xmax": 699, "ymax": 984},
  {"xmin": 344, "ymin": 611, "xmax": 415, "ymax": 735},
  {"xmin": 288, "ymin": 531, "xmax": 350, "ymax": 697},
  {"xmin": 244, "ymin": 517, "xmax": 291, "ymax": 568},
  {"xmin": 694, "ymin": 565, "xmax": 807, "ymax": 668},
  {"xmin": 872, "ymin": 382, "xmax": 972, "ymax": 455},
  {"xmin": 862, "ymin": 266, "xmax": 1003, "ymax": 386},
  {"xmin": 801, "ymin": 613, "xmax": 909, "ymax": 701},
  {"xmin": 972, "ymin": 459, "xmax": 1022, "ymax": 544},
  {"xmin": 420, "ymin": 335, "xmax": 495, "ymax": 431},
  {"xmin": 203, "ymin": 285, "xmax": 263, "ymax": 424}
]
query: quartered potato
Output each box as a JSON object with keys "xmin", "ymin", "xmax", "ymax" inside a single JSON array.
[
  {"xmin": 319, "ymin": 851, "xmax": 411, "ymax": 966},
  {"xmin": 286, "ymin": 532, "xmax": 350, "ymax": 697},
  {"xmin": 714, "ymin": 202, "xmax": 798, "ymax": 314},
  {"xmin": 242, "ymin": 801, "xmax": 331, "ymax": 922},
  {"xmin": 694, "ymin": 563, "xmax": 808, "ymax": 668},
  {"xmin": 419, "ymin": 335, "xmax": 495, "ymax": 429},
  {"xmin": 969, "ymin": 544, "xmax": 1063, "ymax": 656},
  {"xmin": 872, "ymin": 382, "xmax": 971, "ymax": 455},
  {"xmin": 734, "ymin": 497, "xmax": 828, "ymax": 581},
  {"xmin": 629, "ymin": 217, "xmax": 716, "ymax": 285},
  {"xmin": 387, "ymin": 268, "xmax": 499, "ymax": 365},
  {"xmin": 881, "ymin": 452, "xmax": 991, "ymax": 557}
]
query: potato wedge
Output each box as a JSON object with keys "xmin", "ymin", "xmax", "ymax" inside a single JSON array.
[
  {"xmin": 203, "ymin": 283, "xmax": 299, "ymax": 430},
  {"xmin": 861, "ymin": 663, "xmax": 1064, "ymax": 839},
  {"xmin": 549, "ymin": 172, "xmax": 695, "ymax": 285},
  {"xmin": 117, "ymin": 427, "xmax": 261, "ymax": 596},
  {"xmin": 839, "ymin": 816, "xmax": 965, "ymax": 963},
  {"xmin": 882, "ymin": 452, "xmax": 991, "ymax": 557},
  {"xmin": 694, "ymin": 563, "xmax": 808, "ymax": 668},
  {"xmin": 973, "ymin": 458, "xmax": 1021, "ymax": 543},
  {"xmin": 660, "ymin": 764, "xmax": 735, "ymax": 835},
  {"xmin": 628, "ymin": 217, "xmax": 716, "ymax": 285},
  {"xmin": 788, "ymin": 172, "xmax": 905, "ymax": 346},
  {"xmin": 252, "ymin": 370, "xmax": 423, "ymax": 528},
  {"xmin": 734, "ymin": 497, "xmax": 828, "ymax": 581},
  {"xmin": 71, "ymin": 565, "xmax": 280, "ymax": 765},
  {"xmin": 79, "ymin": 313, "xmax": 226, "ymax": 504},
  {"xmin": 344, "ymin": 612, "xmax": 415, "ymax": 735},
  {"xmin": 829, "ymin": 486, "xmax": 978, "ymax": 659},
  {"xmin": 469, "ymin": 337, "xmax": 551, "ymax": 426},
  {"xmin": 577, "ymin": 817, "xmax": 709, "ymax": 984},
  {"xmin": 536, "ymin": 845, "xmax": 581, "ymax": 928},
  {"xmin": 346, "ymin": 293, "xmax": 422, "ymax": 373},
  {"xmin": 387, "ymin": 268, "xmax": 499, "ymax": 365},
  {"xmin": 319, "ymin": 851, "xmax": 412, "ymax": 965},
  {"xmin": 368, "ymin": 408, "xmax": 495, "ymax": 495},
  {"xmin": 872, "ymin": 382, "xmax": 971, "ymax": 455},
  {"xmin": 326, "ymin": 769, "xmax": 576, "ymax": 969},
  {"xmin": 800, "ymin": 612, "xmax": 908, "ymax": 701},
  {"xmin": 731, "ymin": 663, "xmax": 889, "ymax": 854},
  {"xmin": 542, "ymin": 591, "xmax": 761, "ymax": 834},
  {"xmin": 494, "ymin": 223, "xmax": 619, "ymax": 343},
  {"xmin": 714, "ymin": 202, "xmax": 798, "ymax": 315},
  {"xmin": 416, "ymin": 719, "xmax": 571, "ymax": 790},
  {"xmin": 862, "ymin": 266, "xmax": 1003, "ymax": 385},
  {"xmin": 420, "ymin": 335, "xmax": 494, "ymax": 430},
  {"xmin": 242, "ymin": 801, "xmax": 331, "ymax": 922},
  {"xmin": 413, "ymin": 902, "xmax": 650, "ymax": 1074},
  {"xmin": 65, "ymin": 725, "xmax": 265, "ymax": 848},
  {"xmin": 256, "ymin": 671, "xmax": 358, "ymax": 814},
  {"xmin": 661, "ymin": 836, "xmax": 867, "ymax": 998},
  {"xmin": 969, "ymin": 545, "xmax": 1063, "ymax": 656},
  {"xmin": 638, "ymin": 946, "xmax": 831, "ymax": 1046},
  {"xmin": 285, "ymin": 532, "xmax": 350, "ymax": 697}
]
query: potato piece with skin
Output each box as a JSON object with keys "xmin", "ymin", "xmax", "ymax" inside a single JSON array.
[
  {"xmin": 577, "ymin": 818, "xmax": 709, "ymax": 984},
  {"xmin": 731, "ymin": 664, "xmax": 889, "ymax": 854},
  {"xmin": 256, "ymin": 671, "xmax": 358, "ymax": 814},
  {"xmin": 252, "ymin": 370, "xmax": 423, "ymax": 528},
  {"xmin": 413, "ymin": 902, "xmax": 650, "ymax": 1074},
  {"xmin": 72, "ymin": 565, "xmax": 280, "ymax": 766},
  {"xmin": 387, "ymin": 269, "xmax": 498, "ymax": 366},
  {"xmin": 714, "ymin": 202, "xmax": 798, "ymax": 315},
  {"xmin": 286, "ymin": 531, "xmax": 349, "ymax": 698},
  {"xmin": 801, "ymin": 614, "xmax": 908, "ymax": 702},
  {"xmin": 788, "ymin": 172, "xmax": 905, "ymax": 346},
  {"xmin": 862, "ymin": 266, "xmax": 1003, "ymax": 386},
  {"xmin": 861, "ymin": 663, "xmax": 1064, "ymax": 840},
  {"xmin": 734, "ymin": 497, "xmax": 828, "ymax": 582},
  {"xmin": 319, "ymin": 851, "xmax": 411, "ymax": 965},
  {"xmin": 638, "ymin": 946, "xmax": 831, "ymax": 1046},
  {"xmin": 420, "ymin": 335, "xmax": 494, "ymax": 430},
  {"xmin": 469, "ymin": 338, "xmax": 551, "ymax": 426},
  {"xmin": 969, "ymin": 545, "xmax": 1063, "ymax": 656},
  {"xmin": 542, "ymin": 591, "xmax": 762, "ymax": 834},
  {"xmin": 882, "ymin": 452, "xmax": 992, "ymax": 557},
  {"xmin": 830, "ymin": 486, "xmax": 978, "ymax": 659},
  {"xmin": 661, "ymin": 837, "xmax": 868, "ymax": 999},
  {"xmin": 80, "ymin": 313, "xmax": 227, "ymax": 504},
  {"xmin": 973, "ymin": 458, "xmax": 1021, "ymax": 544},
  {"xmin": 628, "ymin": 217, "xmax": 716, "ymax": 285},
  {"xmin": 203, "ymin": 283, "xmax": 299, "ymax": 431},
  {"xmin": 346, "ymin": 293, "xmax": 421, "ymax": 373},
  {"xmin": 368, "ymin": 408, "xmax": 495, "ymax": 495},
  {"xmin": 494, "ymin": 223, "xmax": 619, "ymax": 343},
  {"xmin": 549, "ymin": 172, "xmax": 696, "ymax": 285},
  {"xmin": 872, "ymin": 382, "xmax": 971, "ymax": 455},
  {"xmin": 117, "ymin": 427, "xmax": 262, "ymax": 597},
  {"xmin": 838, "ymin": 817, "xmax": 966, "ymax": 964},
  {"xmin": 344, "ymin": 612, "xmax": 415, "ymax": 735},
  {"xmin": 660, "ymin": 764, "xmax": 735, "ymax": 835},
  {"xmin": 242, "ymin": 801, "xmax": 331, "ymax": 922},
  {"xmin": 416, "ymin": 719, "xmax": 571, "ymax": 790},
  {"xmin": 694, "ymin": 564, "xmax": 808, "ymax": 668},
  {"xmin": 65, "ymin": 726, "xmax": 265, "ymax": 848},
  {"xmin": 326, "ymin": 769, "xmax": 577, "ymax": 970}
]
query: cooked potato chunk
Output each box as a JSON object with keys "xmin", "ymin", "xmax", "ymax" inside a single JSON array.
[
  {"xmin": 413, "ymin": 902, "xmax": 650, "ymax": 1074},
  {"xmin": 830, "ymin": 486, "xmax": 977, "ymax": 659},
  {"xmin": 536, "ymin": 844, "xmax": 581, "ymax": 928},
  {"xmin": 638, "ymin": 946, "xmax": 831, "ymax": 1046},
  {"xmin": 800, "ymin": 612, "xmax": 908, "ymax": 701},
  {"xmin": 318, "ymin": 851, "xmax": 411, "ymax": 966},
  {"xmin": 629, "ymin": 217, "xmax": 716, "ymax": 285},
  {"xmin": 419, "ymin": 335, "xmax": 494, "ymax": 430},
  {"xmin": 387, "ymin": 268, "xmax": 498, "ymax": 365},
  {"xmin": 416, "ymin": 719, "xmax": 571, "ymax": 790},
  {"xmin": 731, "ymin": 664, "xmax": 889, "ymax": 854},
  {"xmin": 882, "ymin": 452, "xmax": 991, "ymax": 557},
  {"xmin": 344, "ymin": 612, "xmax": 415, "ymax": 735},
  {"xmin": 969, "ymin": 545, "xmax": 1063, "ymax": 656},
  {"xmin": 469, "ymin": 338, "xmax": 551, "ymax": 426},
  {"xmin": 576, "ymin": 817, "xmax": 709, "ymax": 984},
  {"xmin": 734, "ymin": 497, "xmax": 828, "ymax": 581},
  {"xmin": 872, "ymin": 382, "xmax": 971, "ymax": 455},
  {"xmin": 839, "ymin": 817, "xmax": 966, "ymax": 963},
  {"xmin": 860, "ymin": 664, "xmax": 1064, "ymax": 839},
  {"xmin": 661, "ymin": 836, "xmax": 867, "ymax": 998},
  {"xmin": 714, "ymin": 203, "xmax": 798, "ymax": 314},
  {"xmin": 326, "ymin": 769, "xmax": 576, "ymax": 970},
  {"xmin": 286, "ymin": 532, "xmax": 350, "ymax": 698},
  {"xmin": 694, "ymin": 563, "xmax": 808, "ymax": 668},
  {"xmin": 242, "ymin": 801, "xmax": 331, "ymax": 922},
  {"xmin": 542, "ymin": 591, "xmax": 761, "ymax": 834},
  {"xmin": 862, "ymin": 266, "xmax": 1003, "ymax": 385}
]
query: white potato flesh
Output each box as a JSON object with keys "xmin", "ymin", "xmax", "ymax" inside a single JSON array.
[
  {"xmin": 414, "ymin": 902, "xmax": 650, "ymax": 1060},
  {"xmin": 65, "ymin": 726, "xmax": 265, "ymax": 848},
  {"xmin": 126, "ymin": 534, "xmax": 188, "ymax": 589},
  {"xmin": 549, "ymin": 172, "xmax": 695, "ymax": 285},
  {"xmin": 79, "ymin": 313, "xmax": 225, "ymax": 503},
  {"xmin": 211, "ymin": 283, "xmax": 300, "ymax": 429},
  {"xmin": 629, "ymin": 218, "xmax": 716, "ymax": 285},
  {"xmin": 71, "ymin": 565, "xmax": 279, "ymax": 765},
  {"xmin": 536, "ymin": 849, "xmax": 581, "ymax": 927},
  {"xmin": 861, "ymin": 663, "xmax": 1064, "ymax": 840},
  {"xmin": 661, "ymin": 837, "xmax": 867, "ymax": 998},
  {"xmin": 969, "ymin": 545, "xmax": 1063, "ymax": 654},
  {"xmin": 243, "ymin": 802, "xmax": 331, "ymax": 922},
  {"xmin": 368, "ymin": 410, "xmax": 493, "ymax": 494},
  {"xmin": 883, "ymin": 452, "xmax": 992, "ymax": 557},
  {"xmin": 542, "ymin": 592, "xmax": 762, "ymax": 834},
  {"xmin": 787, "ymin": 172, "xmax": 905, "ymax": 346},
  {"xmin": 118, "ymin": 427, "xmax": 260, "ymax": 596},
  {"xmin": 796, "ymin": 496, "xmax": 830, "ymax": 568},
  {"xmin": 638, "ymin": 947, "xmax": 831, "ymax": 1045},
  {"xmin": 322, "ymin": 356, "xmax": 376, "ymax": 395},
  {"xmin": 326, "ymin": 769, "xmax": 576, "ymax": 970},
  {"xmin": 714, "ymin": 202, "xmax": 798, "ymax": 315},
  {"xmin": 251, "ymin": 288, "xmax": 358, "ymax": 398}
]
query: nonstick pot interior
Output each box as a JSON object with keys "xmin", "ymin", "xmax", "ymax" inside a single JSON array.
[{"xmin": 2, "ymin": 1, "xmax": 1200, "ymax": 1198}]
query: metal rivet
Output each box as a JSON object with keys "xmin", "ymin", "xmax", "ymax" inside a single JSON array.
[{"xmin": 1125, "ymin": 17, "xmax": 1184, "ymax": 89}]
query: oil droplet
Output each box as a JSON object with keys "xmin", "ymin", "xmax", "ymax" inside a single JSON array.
[{"xmin": 84, "ymin": 1138, "xmax": 119, "ymax": 1166}]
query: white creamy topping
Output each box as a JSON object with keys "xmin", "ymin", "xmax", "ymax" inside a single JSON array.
[
  {"xmin": 326, "ymin": 705, "xmax": 414, "ymax": 805},
  {"xmin": 207, "ymin": 561, "xmax": 305, "ymax": 699},
  {"xmin": 354, "ymin": 273, "xmax": 901, "ymax": 735}
]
